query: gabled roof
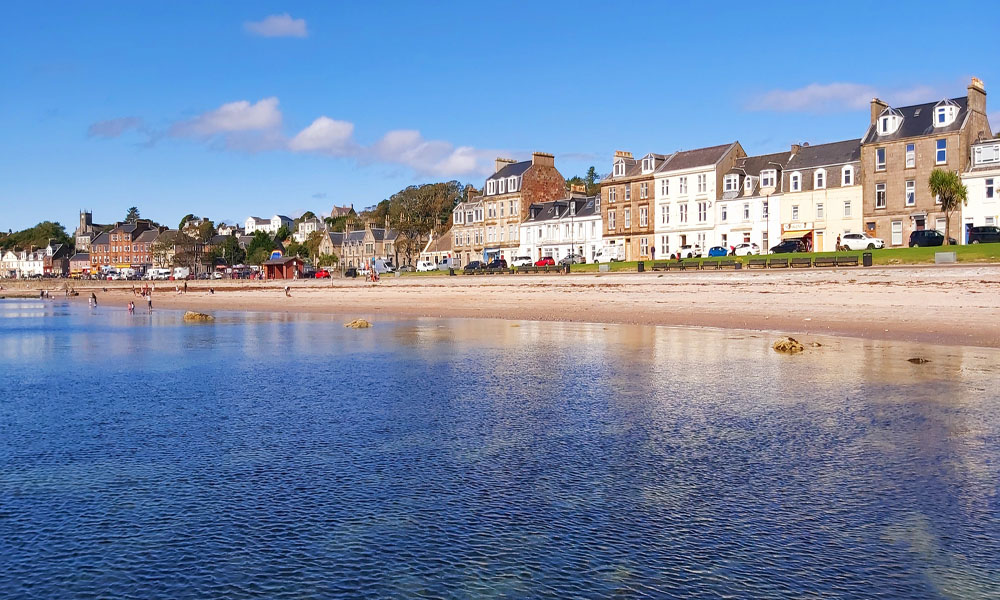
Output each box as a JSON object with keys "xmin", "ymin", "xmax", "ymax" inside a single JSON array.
[
  {"xmin": 862, "ymin": 97, "xmax": 969, "ymax": 144},
  {"xmin": 486, "ymin": 160, "xmax": 532, "ymax": 182},
  {"xmin": 422, "ymin": 231, "xmax": 452, "ymax": 254},
  {"xmin": 69, "ymin": 252, "xmax": 90, "ymax": 261},
  {"xmin": 326, "ymin": 232, "xmax": 345, "ymax": 245},
  {"xmin": 92, "ymin": 232, "xmax": 110, "ymax": 245},
  {"xmin": 523, "ymin": 195, "xmax": 600, "ymax": 223},
  {"xmin": 247, "ymin": 216, "xmax": 269, "ymax": 224},
  {"xmin": 134, "ymin": 230, "xmax": 159, "ymax": 243},
  {"xmin": 784, "ymin": 139, "xmax": 862, "ymax": 170},
  {"xmin": 274, "ymin": 215, "xmax": 292, "ymax": 221},
  {"xmin": 656, "ymin": 142, "xmax": 738, "ymax": 173},
  {"xmin": 727, "ymin": 151, "xmax": 793, "ymax": 177}
]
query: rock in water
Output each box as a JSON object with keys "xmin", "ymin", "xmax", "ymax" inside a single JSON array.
[
  {"xmin": 772, "ymin": 337, "xmax": 805, "ymax": 354},
  {"xmin": 345, "ymin": 318, "xmax": 372, "ymax": 329},
  {"xmin": 183, "ymin": 311, "xmax": 215, "ymax": 322},
  {"xmin": 907, "ymin": 357, "xmax": 931, "ymax": 364}
]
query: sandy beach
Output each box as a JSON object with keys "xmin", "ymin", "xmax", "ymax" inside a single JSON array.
[{"xmin": 29, "ymin": 263, "xmax": 998, "ymax": 348}]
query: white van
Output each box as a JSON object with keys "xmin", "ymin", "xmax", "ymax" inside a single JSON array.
[
  {"xmin": 416, "ymin": 260, "xmax": 436, "ymax": 272},
  {"xmin": 173, "ymin": 267, "xmax": 190, "ymax": 280},
  {"xmin": 145, "ymin": 268, "xmax": 171, "ymax": 280},
  {"xmin": 436, "ymin": 258, "xmax": 456, "ymax": 270},
  {"xmin": 593, "ymin": 246, "xmax": 624, "ymax": 263}
]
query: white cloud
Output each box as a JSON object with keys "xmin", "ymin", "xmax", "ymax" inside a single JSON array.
[
  {"xmin": 171, "ymin": 97, "xmax": 282, "ymax": 137},
  {"xmin": 87, "ymin": 117, "xmax": 144, "ymax": 138},
  {"xmin": 288, "ymin": 116, "xmax": 355, "ymax": 154},
  {"xmin": 244, "ymin": 13, "xmax": 308, "ymax": 38},
  {"xmin": 747, "ymin": 82, "xmax": 944, "ymax": 113},
  {"xmin": 368, "ymin": 129, "xmax": 495, "ymax": 176}
]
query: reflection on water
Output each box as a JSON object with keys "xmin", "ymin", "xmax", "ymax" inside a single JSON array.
[{"xmin": 1, "ymin": 300, "xmax": 999, "ymax": 599}]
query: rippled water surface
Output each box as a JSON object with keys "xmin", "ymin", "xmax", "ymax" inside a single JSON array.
[{"xmin": 2, "ymin": 300, "xmax": 999, "ymax": 599}]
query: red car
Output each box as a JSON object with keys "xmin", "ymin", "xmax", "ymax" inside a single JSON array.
[
  {"xmin": 315, "ymin": 269, "xmax": 331, "ymax": 278},
  {"xmin": 534, "ymin": 257, "xmax": 555, "ymax": 266}
]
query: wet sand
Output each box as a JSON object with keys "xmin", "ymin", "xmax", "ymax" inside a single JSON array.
[{"xmin": 42, "ymin": 264, "xmax": 1000, "ymax": 348}]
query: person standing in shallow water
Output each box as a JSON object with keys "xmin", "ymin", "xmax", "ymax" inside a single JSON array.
[
  {"xmin": 89, "ymin": 292, "xmax": 97, "ymax": 307},
  {"xmin": 147, "ymin": 293, "xmax": 152, "ymax": 313}
]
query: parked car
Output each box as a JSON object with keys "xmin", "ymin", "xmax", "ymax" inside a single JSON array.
[
  {"xmin": 344, "ymin": 267, "xmax": 358, "ymax": 278},
  {"xmin": 534, "ymin": 257, "xmax": 555, "ymax": 267},
  {"xmin": 212, "ymin": 272, "xmax": 224, "ymax": 279},
  {"xmin": 707, "ymin": 246, "xmax": 728, "ymax": 257},
  {"xmin": 315, "ymin": 269, "xmax": 331, "ymax": 278},
  {"xmin": 840, "ymin": 232, "xmax": 884, "ymax": 250},
  {"xmin": 908, "ymin": 230, "xmax": 956, "ymax": 247},
  {"xmin": 486, "ymin": 258, "xmax": 508, "ymax": 269},
  {"xmin": 678, "ymin": 244, "xmax": 702, "ymax": 258},
  {"xmin": 559, "ymin": 253, "xmax": 586, "ymax": 265},
  {"xmin": 510, "ymin": 256, "xmax": 534, "ymax": 267},
  {"xmin": 416, "ymin": 260, "xmax": 437, "ymax": 272},
  {"xmin": 732, "ymin": 243, "xmax": 760, "ymax": 256},
  {"xmin": 464, "ymin": 261, "xmax": 485, "ymax": 272},
  {"xmin": 397, "ymin": 265, "xmax": 415, "ymax": 272},
  {"xmin": 770, "ymin": 239, "xmax": 806, "ymax": 254},
  {"xmin": 968, "ymin": 225, "xmax": 1000, "ymax": 244}
]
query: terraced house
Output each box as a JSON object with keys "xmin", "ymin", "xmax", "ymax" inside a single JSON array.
[
  {"xmin": 961, "ymin": 136, "xmax": 1000, "ymax": 241},
  {"xmin": 653, "ymin": 142, "xmax": 744, "ymax": 257},
  {"xmin": 779, "ymin": 140, "xmax": 863, "ymax": 252},
  {"xmin": 717, "ymin": 148, "xmax": 793, "ymax": 253},
  {"xmin": 601, "ymin": 151, "xmax": 666, "ymax": 261},
  {"xmin": 861, "ymin": 78, "xmax": 992, "ymax": 246},
  {"xmin": 518, "ymin": 190, "xmax": 602, "ymax": 262}
]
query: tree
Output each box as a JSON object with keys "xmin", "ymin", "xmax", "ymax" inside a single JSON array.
[
  {"xmin": 207, "ymin": 236, "xmax": 245, "ymax": 266},
  {"xmin": 125, "ymin": 207, "xmax": 140, "ymax": 222},
  {"xmin": 565, "ymin": 175, "xmax": 585, "ymax": 191},
  {"xmin": 275, "ymin": 224, "xmax": 291, "ymax": 242},
  {"xmin": 316, "ymin": 253, "xmax": 338, "ymax": 267},
  {"xmin": 0, "ymin": 221, "xmax": 72, "ymax": 251},
  {"xmin": 246, "ymin": 231, "xmax": 277, "ymax": 265},
  {"xmin": 585, "ymin": 166, "xmax": 601, "ymax": 195},
  {"xmin": 304, "ymin": 230, "xmax": 324, "ymax": 259},
  {"xmin": 928, "ymin": 169, "xmax": 967, "ymax": 245},
  {"xmin": 285, "ymin": 241, "xmax": 309, "ymax": 259},
  {"xmin": 325, "ymin": 215, "xmax": 352, "ymax": 232},
  {"xmin": 195, "ymin": 220, "xmax": 216, "ymax": 243},
  {"xmin": 178, "ymin": 214, "xmax": 197, "ymax": 230}
]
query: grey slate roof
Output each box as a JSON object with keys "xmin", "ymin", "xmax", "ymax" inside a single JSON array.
[
  {"xmin": 524, "ymin": 195, "xmax": 599, "ymax": 224},
  {"xmin": 727, "ymin": 151, "xmax": 792, "ymax": 177},
  {"xmin": 326, "ymin": 232, "xmax": 345, "ymax": 245},
  {"xmin": 486, "ymin": 160, "xmax": 532, "ymax": 182},
  {"xmin": 657, "ymin": 142, "xmax": 737, "ymax": 173},
  {"xmin": 861, "ymin": 97, "xmax": 969, "ymax": 144},
  {"xmin": 91, "ymin": 232, "xmax": 109, "ymax": 245},
  {"xmin": 69, "ymin": 252, "xmax": 90, "ymax": 262},
  {"xmin": 784, "ymin": 139, "xmax": 862, "ymax": 169},
  {"xmin": 134, "ymin": 230, "xmax": 159, "ymax": 243}
]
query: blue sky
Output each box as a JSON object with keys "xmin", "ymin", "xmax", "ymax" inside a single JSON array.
[{"xmin": 2, "ymin": 0, "xmax": 998, "ymax": 231}]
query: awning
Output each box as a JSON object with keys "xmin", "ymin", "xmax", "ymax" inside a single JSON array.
[{"xmin": 781, "ymin": 230, "xmax": 812, "ymax": 239}]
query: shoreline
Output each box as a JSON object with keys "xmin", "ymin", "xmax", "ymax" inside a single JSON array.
[{"xmin": 30, "ymin": 263, "xmax": 1000, "ymax": 349}]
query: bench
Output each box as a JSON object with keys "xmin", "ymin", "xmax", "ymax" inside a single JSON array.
[
  {"xmin": 701, "ymin": 260, "xmax": 721, "ymax": 270},
  {"xmin": 681, "ymin": 260, "xmax": 702, "ymax": 271},
  {"xmin": 651, "ymin": 262, "xmax": 670, "ymax": 271},
  {"xmin": 515, "ymin": 265, "xmax": 536, "ymax": 274},
  {"xmin": 748, "ymin": 258, "xmax": 768, "ymax": 269},
  {"xmin": 768, "ymin": 258, "xmax": 789, "ymax": 268},
  {"xmin": 814, "ymin": 256, "xmax": 837, "ymax": 267},
  {"xmin": 718, "ymin": 259, "xmax": 739, "ymax": 270},
  {"xmin": 836, "ymin": 255, "xmax": 859, "ymax": 267},
  {"xmin": 790, "ymin": 257, "xmax": 812, "ymax": 268}
]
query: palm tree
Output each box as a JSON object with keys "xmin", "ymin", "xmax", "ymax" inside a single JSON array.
[{"xmin": 928, "ymin": 169, "xmax": 967, "ymax": 245}]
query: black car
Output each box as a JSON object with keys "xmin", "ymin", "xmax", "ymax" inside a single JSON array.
[
  {"xmin": 464, "ymin": 261, "xmax": 485, "ymax": 272},
  {"xmin": 908, "ymin": 230, "xmax": 956, "ymax": 247},
  {"xmin": 968, "ymin": 225, "xmax": 1000, "ymax": 244},
  {"xmin": 486, "ymin": 258, "xmax": 508, "ymax": 269},
  {"xmin": 770, "ymin": 239, "xmax": 805, "ymax": 254},
  {"xmin": 344, "ymin": 267, "xmax": 358, "ymax": 278}
]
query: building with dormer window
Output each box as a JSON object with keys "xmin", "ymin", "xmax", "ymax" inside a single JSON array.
[
  {"xmin": 652, "ymin": 142, "xmax": 744, "ymax": 258},
  {"xmin": 716, "ymin": 149, "xmax": 794, "ymax": 253},
  {"xmin": 861, "ymin": 78, "xmax": 992, "ymax": 246},
  {"xmin": 961, "ymin": 136, "xmax": 1000, "ymax": 242},
  {"xmin": 518, "ymin": 189, "xmax": 602, "ymax": 262},
  {"xmin": 601, "ymin": 151, "xmax": 670, "ymax": 260}
]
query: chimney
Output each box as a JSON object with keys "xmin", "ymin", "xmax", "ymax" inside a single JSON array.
[
  {"xmin": 968, "ymin": 77, "xmax": 986, "ymax": 116},
  {"xmin": 495, "ymin": 157, "xmax": 517, "ymax": 173},
  {"xmin": 613, "ymin": 150, "xmax": 634, "ymax": 160},
  {"xmin": 870, "ymin": 98, "xmax": 888, "ymax": 124},
  {"xmin": 570, "ymin": 183, "xmax": 586, "ymax": 194},
  {"xmin": 531, "ymin": 152, "xmax": 554, "ymax": 167},
  {"xmin": 790, "ymin": 143, "xmax": 801, "ymax": 156}
]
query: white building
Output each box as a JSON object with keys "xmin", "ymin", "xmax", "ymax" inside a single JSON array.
[
  {"xmin": 962, "ymin": 138, "xmax": 1000, "ymax": 242},
  {"xmin": 519, "ymin": 194, "xmax": 602, "ymax": 262},
  {"xmin": 716, "ymin": 149, "xmax": 793, "ymax": 253},
  {"xmin": 292, "ymin": 217, "xmax": 324, "ymax": 243},
  {"xmin": 654, "ymin": 142, "xmax": 744, "ymax": 257},
  {"xmin": 245, "ymin": 214, "xmax": 293, "ymax": 236}
]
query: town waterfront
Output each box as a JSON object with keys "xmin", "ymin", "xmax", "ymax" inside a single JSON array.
[{"xmin": 2, "ymin": 300, "xmax": 999, "ymax": 598}]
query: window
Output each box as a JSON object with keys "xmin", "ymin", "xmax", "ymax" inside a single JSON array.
[
  {"xmin": 487, "ymin": 180, "xmax": 496, "ymax": 195},
  {"xmin": 614, "ymin": 161, "xmax": 625, "ymax": 177},
  {"xmin": 624, "ymin": 208, "xmax": 631, "ymax": 228},
  {"xmin": 609, "ymin": 187, "xmax": 616, "ymax": 203},
  {"xmin": 624, "ymin": 185, "xmax": 631, "ymax": 201},
  {"xmin": 659, "ymin": 235, "xmax": 669, "ymax": 257},
  {"xmin": 724, "ymin": 174, "xmax": 738, "ymax": 192},
  {"xmin": 661, "ymin": 204, "xmax": 670, "ymax": 224},
  {"xmin": 642, "ymin": 157, "xmax": 654, "ymax": 173},
  {"xmin": 876, "ymin": 148, "xmax": 886, "ymax": 171},
  {"xmin": 815, "ymin": 169, "xmax": 826, "ymax": 189},
  {"xmin": 762, "ymin": 200, "xmax": 768, "ymax": 219},
  {"xmin": 498, "ymin": 178, "xmax": 506, "ymax": 194},
  {"xmin": 792, "ymin": 205, "xmax": 799, "ymax": 220},
  {"xmin": 936, "ymin": 139, "xmax": 947, "ymax": 164},
  {"xmin": 639, "ymin": 206, "xmax": 648, "ymax": 227},
  {"xmin": 905, "ymin": 180, "xmax": 915, "ymax": 206},
  {"xmin": 511, "ymin": 200, "xmax": 518, "ymax": 215},
  {"xmin": 743, "ymin": 203, "xmax": 750, "ymax": 220},
  {"xmin": 936, "ymin": 218, "xmax": 947, "ymax": 234},
  {"xmin": 697, "ymin": 174, "xmax": 707, "ymax": 193},
  {"xmin": 640, "ymin": 182, "xmax": 648, "ymax": 199},
  {"xmin": 904, "ymin": 143, "xmax": 915, "ymax": 169},
  {"xmin": 760, "ymin": 170, "xmax": 776, "ymax": 188},
  {"xmin": 843, "ymin": 201, "xmax": 852, "ymax": 218},
  {"xmin": 875, "ymin": 183, "xmax": 887, "ymax": 208},
  {"xmin": 679, "ymin": 204, "xmax": 688, "ymax": 223},
  {"xmin": 697, "ymin": 202, "xmax": 707, "ymax": 222},
  {"xmin": 679, "ymin": 177, "xmax": 688, "ymax": 194},
  {"xmin": 508, "ymin": 176, "xmax": 518, "ymax": 192},
  {"xmin": 660, "ymin": 179, "xmax": 669, "ymax": 196},
  {"xmin": 745, "ymin": 176, "xmax": 754, "ymax": 194},
  {"xmin": 816, "ymin": 203, "xmax": 824, "ymax": 219},
  {"xmin": 987, "ymin": 178, "xmax": 995, "ymax": 199},
  {"xmin": 842, "ymin": 166, "xmax": 854, "ymax": 186},
  {"xmin": 720, "ymin": 205, "xmax": 727, "ymax": 222},
  {"xmin": 974, "ymin": 144, "xmax": 1000, "ymax": 165},
  {"xmin": 499, "ymin": 202, "xmax": 505, "ymax": 217},
  {"xmin": 790, "ymin": 172, "xmax": 801, "ymax": 192},
  {"xmin": 640, "ymin": 237, "xmax": 649, "ymax": 256},
  {"xmin": 608, "ymin": 210, "xmax": 616, "ymax": 230}
]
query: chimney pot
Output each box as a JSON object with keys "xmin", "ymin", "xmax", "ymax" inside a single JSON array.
[{"xmin": 870, "ymin": 97, "xmax": 889, "ymax": 125}]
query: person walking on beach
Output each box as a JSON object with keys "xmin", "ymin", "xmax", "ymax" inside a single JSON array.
[
  {"xmin": 284, "ymin": 285, "xmax": 291, "ymax": 297},
  {"xmin": 89, "ymin": 292, "xmax": 97, "ymax": 308},
  {"xmin": 183, "ymin": 281, "xmax": 188, "ymax": 294},
  {"xmin": 128, "ymin": 301, "xmax": 134, "ymax": 314}
]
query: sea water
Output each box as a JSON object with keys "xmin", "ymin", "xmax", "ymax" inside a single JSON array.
[{"xmin": 1, "ymin": 300, "xmax": 998, "ymax": 598}]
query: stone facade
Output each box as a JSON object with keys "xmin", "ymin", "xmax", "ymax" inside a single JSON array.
[
  {"xmin": 961, "ymin": 138, "xmax": 1000, "ymax": 241},
  {"xmin": 601, "ymin": 151, "xmax": 662, "ymax": 261}
]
